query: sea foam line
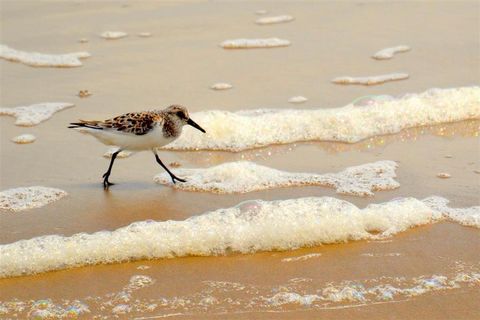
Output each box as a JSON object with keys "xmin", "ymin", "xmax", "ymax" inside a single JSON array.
[
  {"xmin": 373, "ymin": 45, "xmax": 410, "ymax": 60},
  {"xmin": 332, "ymin": 73, "xmax": 409, "ymax": 86},
  {"xmin": 0, "ymin": 44, "xmax": 90, "ymax": 67},
  {"xmin": 220, "ymin": 38, "xmax": 291, "ymax": 49},
  {"xmin": 164, "ymin": 87, "xmax": 480, "ymax": 151},
  {"xmin": 0, "ymin": 196, "xmax": 477, "ymax": 278},
  {"xmin": 1, "ymin": 268, "xmax": 478, "ymax": 318},
  {"xmin": 255, "ymin": 15, "xmax": 294, "ymax": 25},
  {"xmin": 0, "ymin": 102, "xmax": 74, "ymax": 126},
  {"xmin": 154, "ymin": 160, "xmax": 399, "ymax": 196}
]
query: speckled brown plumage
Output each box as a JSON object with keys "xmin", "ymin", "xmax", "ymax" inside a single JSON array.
[
  {"xmin": 161, "ymin": 115, "xmax": 176, "ymax": 137},
  {"xmin": 73, "ymin": 111, "xmax": 166, "ymax": 136},
  {"xmin": 103, "ymin": 112, "xmax": 158, "ymax": 136}
]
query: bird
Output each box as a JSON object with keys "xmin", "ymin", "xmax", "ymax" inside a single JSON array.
[{"xmin": 68, "ymin": 105, "xmax": 206, "ymax": 189}]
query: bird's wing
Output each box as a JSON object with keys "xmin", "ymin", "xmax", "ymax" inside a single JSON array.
[
  {"xmin": 69, "ymin": 112, "xmax": 161, "ymax": 135},
  {"xmin": 102, "ymin": 112, "xmax": 160, "ymax": 135}
]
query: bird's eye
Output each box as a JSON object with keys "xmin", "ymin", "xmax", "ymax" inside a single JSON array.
[{"xmin": 176, "ymin": 111, "xmax": 185, "ymax": 118}]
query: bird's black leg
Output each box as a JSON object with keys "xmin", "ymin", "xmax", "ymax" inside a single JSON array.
[
  {"xmin": 153, "ymin": 151, "xmax": 186, "ymax": 184},
  {"xmin": 103, "ymin": 150, "xmax": 121, "ymax": 190}
]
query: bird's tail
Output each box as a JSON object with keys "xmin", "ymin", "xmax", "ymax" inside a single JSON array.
[{"xmin": 68, "ymin": 120, "xmax": 103, "ymax": 130}]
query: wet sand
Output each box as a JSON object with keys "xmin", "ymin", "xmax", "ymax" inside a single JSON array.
[{"xmin": 1, "ymin": 1, "xmax": 479, "ymax": 319}]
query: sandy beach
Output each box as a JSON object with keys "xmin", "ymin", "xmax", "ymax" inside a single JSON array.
[{"xmin": 0, "ymin": 1, "xmax": 479, "ymax": 319}]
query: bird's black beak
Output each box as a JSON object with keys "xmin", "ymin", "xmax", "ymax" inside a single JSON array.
[{"xmin": 187, "ymin": 118, "xmax": 206, "ymax": 133}]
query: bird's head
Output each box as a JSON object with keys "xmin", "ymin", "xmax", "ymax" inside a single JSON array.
[{"xmin": 164, "ymin": 105, "xmax": 206, "ymax": 133}]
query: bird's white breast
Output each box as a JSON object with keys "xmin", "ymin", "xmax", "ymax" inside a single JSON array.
[{"xmin": 79, "ymin": 125, "xmax": 177, "ymax": 151}]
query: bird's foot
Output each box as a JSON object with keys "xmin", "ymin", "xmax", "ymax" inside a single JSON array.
[
  {"xmin": 170, "ymin": 175, "xmax": 186, "ymax": 184},
  {"xmin": 103, "ymin": 180, "xmax": 115, "ymax": 190},
  {"xmin": 103, "ymin": 172, "xmax": 115, "ymax": 190}
]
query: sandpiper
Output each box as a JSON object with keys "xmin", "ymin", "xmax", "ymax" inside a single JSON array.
[{"xmin": 69, "ymin": 105, "xmax": 206, "ymax": 189}]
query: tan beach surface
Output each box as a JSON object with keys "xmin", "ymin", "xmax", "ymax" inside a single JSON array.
[{"xmin": 0, "ymin": 1, "xmax": 479, "ymax": 319}]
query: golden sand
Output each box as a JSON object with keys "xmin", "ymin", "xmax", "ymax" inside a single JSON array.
[{"xmin": 0, "ymin": 1, "xmax": 478, "ymax": 319}]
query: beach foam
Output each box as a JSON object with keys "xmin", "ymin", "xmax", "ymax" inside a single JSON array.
[
  {"xmin": 281, "ymin": 253, "xmax": 322, "ymax": 262},
  {"xmin": 0, "ymin": 102, "xmax": 74, "ymax": 126},
  {"xmin": 103, "ymin": 147, "xmax": 133, "ymax": 159},
  {"xmin": 0, "ymin": 186, "xmax": 67, "ymax": 212},
  {"xmin": 4, "ymin": 196, "xmax": 476, "ymax": 278},
  {"xmin": 1, "ymin": 266, "xmax": 477, "ymax": 317},
  {"xmin": 0, "ymin": 44, "xmax": 90, "ymax": 67},
  {"xmin": 267, "ymin": 272, "xmax": 479, "ymax": 307},
  {"xmin": 164, "ymin": 87, "xmax": 480, "ymax": 151},
  {"xmin": 332, "ymin": 73, "xmax": 409, "ymax": 85},
  {"xmin": 373, "ymin": 45, "xmax": 410, "ymax": 60},
  {"xmin": 11, "ymin": 134, "xmax": 36, "ymax": 144},
  {"xmin": 256, "ymin": 15, "xmax": 294, "ymax": 25},
  {"xmin": 154, "ymin": 160, "xmax": 399, "ymax": 196},
  {"xmin": 220, "ymin": 38, "xmax": 290, "ymax": 49},
  {"xmin": 288, "ymin": 96, "xmax": 308, "ymax": 104},
  {"xmin": 423, "ymin": 196, "xmax": 480, "ymax": 228},
  {"xmin": 210, "ymin": 83, "xmax": 233, "ymax": 90},
  {"xmin": 100, "ymin": 31, "xmax": 128, "ymax": 39}
]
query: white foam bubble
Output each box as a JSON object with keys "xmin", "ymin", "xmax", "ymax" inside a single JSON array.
[
  {"xmin": 0, "ymin": 44, "xmax": 90, "ymax": 67},
  {"xmin": 373, "ymin": 45, "xmax": 411, "ymax": 60},
  {"xmin": 11, "ymin": 134, "xmax": 36, "ymax": 144},
  {"xmin": 256, "ymin": 15, "xmax": 294, "ymax": 25},
  {"xmin": 0, "ymin": 102, "xmax": 74, "ymax": 126},
  {"xmin": 100, "ymin": 31, "xmax": 128, "ymax": 39},
  {"xmin": 0, "ymin": 186, "xmax": 67, "ymax": 212},
  {"xmin": 210, "ymin": 83, "xmax": 233, "ymax": 90},
  {"xmin": 332, "ymin": 73, "xmax": 409, "ymax": 86},
  {"xmin": 436, "ymin": 172, "xmax": 451, "ymax": 179},
  {"xmin": 220, "ymin": 38, "xmax": 290, "ymax": 49},
  {"xmin": 360, "ymin": 252, "xmax": 402, "ymax": 257},
  {"xmin": 288, "ymin": 96, "xmax": 308, "ymax": 104},
  {"xmin": 1, "ymin": 196, "xmax": 462, "ymax": 278},
  {"xmin": 154, "ymin": 160, "xmax": 399, "ymax": 196},
  {"xmin": 164, "ymin": 87, "xmax": 480, "ymax": 151},
  {"xmin": 423, "ymin": 196, "xmax": 480, "ymax": 228},
  {"xmin": 281, "ymin": 253, "xmax": 322, "ymax": 262},
  {"xmin": 255, "ymin": 10, "xmax": 268, "ymax": 15},
  {"xmin": 103, "ymin": 147, "xmax": 133, "ymax": 159}
]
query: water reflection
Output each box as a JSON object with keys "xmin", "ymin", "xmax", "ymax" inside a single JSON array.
[{"xmin": 171, "ymin": 120, "xmax": 479, "ymax": 165}]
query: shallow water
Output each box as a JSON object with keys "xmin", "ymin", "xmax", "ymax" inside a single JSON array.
[{"xmin": 0, "ymin": 1, "xmax": 479, "ymax": 319}]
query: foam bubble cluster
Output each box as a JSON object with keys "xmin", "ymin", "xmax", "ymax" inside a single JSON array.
[
  {"xmin": 0, "ymin": 44, "xmax": 90, "ymax": 67},
  {"xmin": 11, "ymin": 134, "xmax": 36, "ymax": 144},
  {"xmin": 154, "ymin": 160, "xmax": 399, "ymax": 196},
  {"xmin": 220, "ymin": 38, "xmax": 291, "ymax": 49},
  {"xmin": 423, "ymin": 196, "xmax": 480, "ymax": 228},
  {"xmin": 0, "ymin": 102, "xmax": 74, "ymax": 126},
  {"xmin": 0, "ymin": 186, "xmax": 67, "ymax": 212},
  {"xmin": 281, "ymin": 253, "xmax": 322, "ymax": 262},
  {"xmin": 100, "ymin": 31, "xmax": 128, "ymax": 39},
  {"xmin": 4, "ymin": 196, "xmax": 473, "ymax": 278},
  {"xmin": 288, "ymin": 96, "xmax": 308, "ymax": 104},
  {"xmin": 332, "ymin": 73, "xmax": 409, "ymax": 86},
  {"xmin": 266, "ymin": 272, "xmax": 479, "ymax": 307},
  {"xmin": 255, "ymin": 15, "xmax": 294, "ymax": 25},
  {"xmin": 164, "ymin": 87, "xmax": 480, "ymax": 151},
  {"xmin": 1, "ymin": 266, "xmax": 478, "ymax": 317},
  {"xmin": 373, "ymin": 45, "xmax": 410, "ymax": 60},
  {"xmin": 210, "ymin": 83, "xmax": 233, "ymax": 90},
  {"xmin": 103, "ymin": 147, "xmax": 133, "ymax": 159}
]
